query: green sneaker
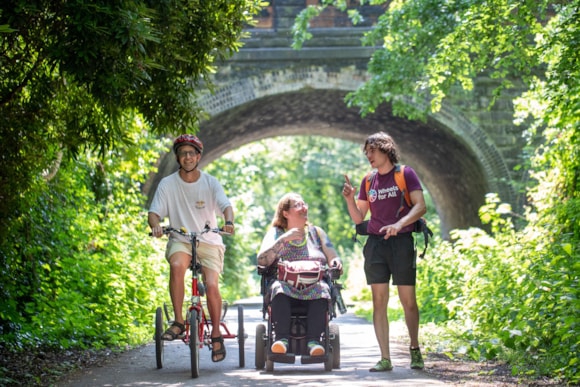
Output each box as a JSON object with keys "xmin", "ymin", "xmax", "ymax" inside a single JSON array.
[
  {"xmin": 369, "ymin": 358, "xmax": 393, "ymax": 372},
  {"xmin": 271, "ymin": 339, "xmax": 288, "ymax": 354},
  {"xmin": 307, "ymin": 341, "xmax": 325, "ymax": 357},
  {"xmin": 410, "ymin": 347, "xmax": 424, "ymax": 369}
]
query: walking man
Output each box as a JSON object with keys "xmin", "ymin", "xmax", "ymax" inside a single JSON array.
[{"xmin": 342, "ymin": 131, "xmax": 426, "ymax": 371}]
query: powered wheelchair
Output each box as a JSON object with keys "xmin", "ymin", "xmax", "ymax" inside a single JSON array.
[{"xmin": 254, "ymin": 264, "xmax": 347, "ymax": 372}]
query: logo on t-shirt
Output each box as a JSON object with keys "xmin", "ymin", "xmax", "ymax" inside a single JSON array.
[
  {"xmin": 370, "ymin": 186, "xmax": 399, "ymax": 203},
  {"xmin": 195, "ymin": 200, "xmax": 205, "ymax": 209}
]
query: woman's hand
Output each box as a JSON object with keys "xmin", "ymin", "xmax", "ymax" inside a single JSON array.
[
  {"xmin": 282, "ymin": 227, "xmax": 305, "ymax": 243},
  {"xmin": 330, "ymin": 257, "xmax": 343, "ymax": 274}
]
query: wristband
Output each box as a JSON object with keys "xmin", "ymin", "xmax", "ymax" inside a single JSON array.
[{"xmin": 225, "ymin": 221, "xmax": 234, "ymax": 226}]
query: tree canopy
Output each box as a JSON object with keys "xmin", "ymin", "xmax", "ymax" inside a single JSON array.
[{"xmin": 0, "ymin": 0, "xmax": 261, "ymax": 231}]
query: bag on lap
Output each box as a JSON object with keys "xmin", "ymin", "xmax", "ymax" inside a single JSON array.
[{"xmin": 277, "ymin": 260, "xmax": 324, "ymax": 289}]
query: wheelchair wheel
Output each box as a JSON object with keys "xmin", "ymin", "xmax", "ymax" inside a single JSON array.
[
  {"xmin": 324, "ymin": 344, "xmax": 333, "ymax": 372},
  {"xmin": 237, "ymin": 304, "xmax": 245, "ymax": 368},
  {"xmin": 255, "ymin": 323, "xmax": 266, "ymax": 369},
  {"xmin": 154, "ymin": 307, "xmax": 164, "ymax": 369},
  {"xmin": 189, "ymin": 310, "xmax": 200, "ymax": 378},
  {"xmin": 330, "ymin": 323, "xmax": 340, "ymax": 369}
]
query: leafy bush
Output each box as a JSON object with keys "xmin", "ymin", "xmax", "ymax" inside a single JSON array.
[
  {"xmin": 0, "ymin": 130, "xmax": 168, "ymax": 349},
  {"xmin": 417, "ymin": 194, "xmax": 579, "ymax": 383}
]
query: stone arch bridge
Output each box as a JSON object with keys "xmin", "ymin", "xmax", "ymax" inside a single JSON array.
[{"xmin": 146, "ymin": 1, "xmax": 527, "ymax": 238}]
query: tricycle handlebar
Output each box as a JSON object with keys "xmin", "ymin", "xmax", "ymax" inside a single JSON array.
[{"xmin": 149, "ymin": 224, "xmax": 231, "ymax": 237}]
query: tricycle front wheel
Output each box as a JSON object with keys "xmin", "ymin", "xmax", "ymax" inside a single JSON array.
[{"xmin": 189, "ymin": 310, "xmax": 200, "ymax": 378}]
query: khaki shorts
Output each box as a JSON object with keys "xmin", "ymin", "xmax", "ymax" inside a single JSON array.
[{"xmin": 166, "ymin": 240, "xmax": 225, "ymax": 274}]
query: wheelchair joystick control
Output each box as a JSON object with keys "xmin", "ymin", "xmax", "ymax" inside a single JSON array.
[
  {"xmin": 330, "ymin": 264, "xmax": 347, "ymax": 315},
  {"xmin": 333, "ymin": 284, "xmax": 347, "ymax": 315}
]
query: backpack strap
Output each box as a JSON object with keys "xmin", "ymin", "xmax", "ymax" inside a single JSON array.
[
  {"xmin": 310, "ymin": 225, "xmax": 323, "ymax": 249},
  {"xmin": 394, "ymin": 165, "xmax": 433, "ymax": 259},
  {"xmin": 394, "ymin": 165, "xmax": 412, "ymax": 205},
  {"xmin": 363, "ymin": 165, "xmax": 432, "ymax": 260},
  {"xmin": 364, "ymin": 170, "xmax": 376, "ymax": 199},
  {"xmin": 393, "ymin": 164, "xmax": 412, "ymax": 217},
  {"xmin": 311, "ymin": 225, "xmax": 330, "ymax": 264},
  {"xmin": 415, "ymin": 219, "xmax": 434, "ymax": 260}
]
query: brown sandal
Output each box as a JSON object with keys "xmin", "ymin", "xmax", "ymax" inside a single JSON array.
[
  {"xmin": 211, "ymin": 336, "xmax": 226, "ymax": 362},
  {"xmin": 161, "ymin": 321, "xmax": 185, "ymax": 341}
]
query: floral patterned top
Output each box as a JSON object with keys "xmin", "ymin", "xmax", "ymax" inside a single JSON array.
[{"xmin": 263, "ymin": 225, "xmax": 331, "ymax": 302}]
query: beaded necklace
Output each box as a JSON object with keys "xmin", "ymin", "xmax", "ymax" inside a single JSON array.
[{"xmin": 288, "ymin": 226, "xmax": 308, "ymax": 247}]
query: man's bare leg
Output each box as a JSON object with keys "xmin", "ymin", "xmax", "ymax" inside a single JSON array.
[
  {"xmin": 203, "ymin": 267, "xmax": 225, "ymax": 361},
  {"xmin": 164, "ymin": 252, "xmax": 190, "ymax": 339},
  {"xmin": 398, "ymin": 285, "xmax": 419, "ymax": 348},
  {"xmin": 371, "ymin": 283, "xmax": 391, "ymax": 359}
]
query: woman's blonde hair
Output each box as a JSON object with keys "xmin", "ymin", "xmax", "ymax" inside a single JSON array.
[{"xmin": 271, "ymin": 192, "xmax": 303, "ymax": 229}]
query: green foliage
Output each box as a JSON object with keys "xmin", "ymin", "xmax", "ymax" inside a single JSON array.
[
  {"xmin": 0, "ymin": 0, "xmax": 263, "ymax": 360},
  {"xmin": 0, "ymin": 129, "xmax": 168, "ymax": 349},
  {"xmin": 415, "ymin": 194, "xmax": 578, "ymax": 383},
  {"xmin": 0, "ymin": 1, "xmax": 578, "ymax": 385},
  {"xmin": 293, "ymin": 0, "xmax": 552, "ymax": 117},
  {"xmin": 0, "ymin": 0, "xmax": 262, "ymax": 232}
]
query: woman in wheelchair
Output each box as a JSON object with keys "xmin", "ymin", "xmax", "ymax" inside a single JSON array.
[{"xmin": 257, "ymin": 193, "xmax": 343, "ymax": 357}]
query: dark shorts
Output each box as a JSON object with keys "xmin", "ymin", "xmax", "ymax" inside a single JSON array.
[{"xmin": 363, "ymin": 233, "xmax": 416, "ymax": 286}]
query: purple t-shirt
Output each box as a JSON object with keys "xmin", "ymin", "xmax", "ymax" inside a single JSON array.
[{"xmin": 358, "ymin": 166, "xmax": 423, "ymax": 235}]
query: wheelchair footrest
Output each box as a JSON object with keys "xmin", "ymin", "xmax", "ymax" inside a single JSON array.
[
  {"xmin": 300, "ymin": 355, "xmax": 327, "ymax": 364},
  {"xmin": 269, "ymin": 353, "xmax": 296, "ymax": 364}
]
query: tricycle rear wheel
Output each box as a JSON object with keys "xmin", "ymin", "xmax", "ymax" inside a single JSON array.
[
  {"xmin": 154, "ymin": 307, "xmax": 164, "ymax": 369},
  {"xmin": 237, "ymin": 304, "xmax": 245, "ymax": 368}
]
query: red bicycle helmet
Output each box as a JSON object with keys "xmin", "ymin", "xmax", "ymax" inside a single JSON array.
[{"xmin": 173, "ymin": 134, "xmax": 203, "ymax": 154}]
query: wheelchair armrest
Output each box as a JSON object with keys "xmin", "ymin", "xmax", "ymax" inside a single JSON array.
[
  {"xmin": 258, "ymin": 265, "xmax": 277, "ymax": 298},
  {"xmin": 258, "ymin": 265, "xmax": 274, "ymax": 276},
  {"xmin": 328, "ymin": 266, "xmax": 342, "ymax": 281}
]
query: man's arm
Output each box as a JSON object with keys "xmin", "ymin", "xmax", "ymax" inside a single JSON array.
[
  {"xmin": 342, "ymin": 174, "xmax": 368, "ymax": 224},
  {"xmin": 222, "ymin": 206, "xmax": 235, "ymax": 234},
  {"xmin": 148, "ymin": 212, "xmax": 163, "ymax": 237},
  {"xmin": 379, "ymin": 190, "xmax": 427, "ymax": 237}
]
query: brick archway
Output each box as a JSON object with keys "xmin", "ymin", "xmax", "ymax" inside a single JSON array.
[{"xmin": 147, "ymin": 88, "xmax": 511, "ymax": 237}]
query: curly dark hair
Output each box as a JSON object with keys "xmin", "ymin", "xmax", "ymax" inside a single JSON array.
[{"xmin": 363, "ymin": 131, "xmax": 400, "ymax": 164}]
